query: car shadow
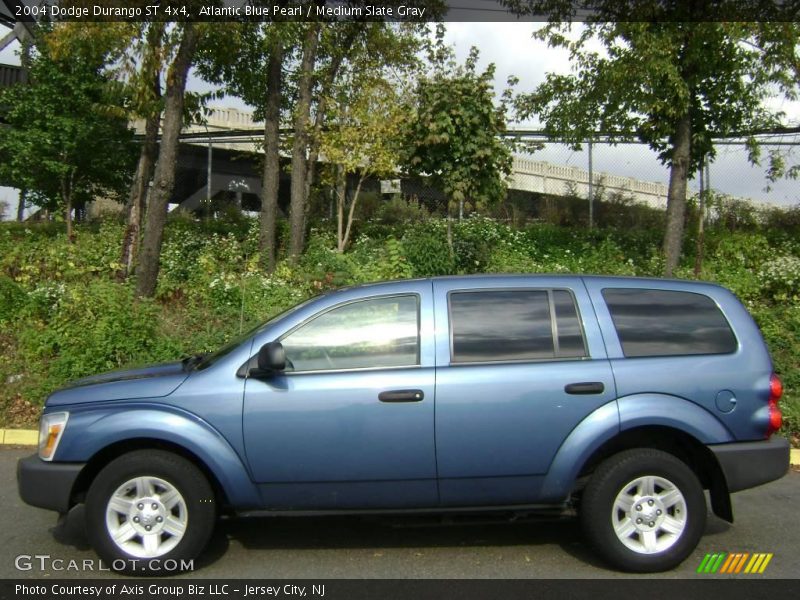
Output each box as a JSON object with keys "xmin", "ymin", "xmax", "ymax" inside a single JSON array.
[
  {"xmin": 47, "ymin": 505, "xmax": 730, "ymax": 573},
  {"xmin": 210, "ymin": 512, "xmax": 612, "ymax": 569}
]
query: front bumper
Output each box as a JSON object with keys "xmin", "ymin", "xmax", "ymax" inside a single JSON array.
[
  {"xmin": 709, "ymin": 436, "xmax": 790, "ymax": 493},
  {"xmin": 17, "ymin": 454, "xmax": 85, "ymax": 513}
]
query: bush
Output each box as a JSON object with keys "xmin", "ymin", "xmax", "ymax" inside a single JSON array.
[
  {"xmin": 758, "ymin": 255, "xmax": 800, "ymax": 302},
  {"xmin": 401, "ymin": 221, "xmax": 454, "ymax": 276},
  {"xmin": 10, "ymin": 280, "xmax": 181, "ymax": 404},
  {"xmin": 0, "ymin": 276, "xmax": 25, "ymax": 323},
  {"xmin": 1, "ymin": 215, "xmax": 798, "ymax": 443}
]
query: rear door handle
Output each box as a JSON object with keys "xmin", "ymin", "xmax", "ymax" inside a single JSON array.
[
  {"xmin": 565, "ymin": 382, "xmax": 605, "ymax": 395},
  {"xmin": 379, "ymin": 389, "xmax": 425, "ymax": 403}
]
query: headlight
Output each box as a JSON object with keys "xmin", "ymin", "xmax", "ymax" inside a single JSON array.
[{"xmin": 38, "ymin": 412, "xmax": 69, "ymax": 461}]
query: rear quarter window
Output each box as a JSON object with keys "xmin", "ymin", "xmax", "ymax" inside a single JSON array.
[{"xmin": 602, "ymin": 288, "xmax": 737, "ymax": 357}]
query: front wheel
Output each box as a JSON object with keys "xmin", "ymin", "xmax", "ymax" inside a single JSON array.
[
  {"xmin": 85, "ymin": 450, "xmax": 216, "ymax": 575},
  {"xmin": 580, "ymin": 448, "xmax": 707, "ymax": 572}
]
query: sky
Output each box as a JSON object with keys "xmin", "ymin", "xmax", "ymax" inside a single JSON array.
[{"xmin": 1, "ymin": 22, "xmax": 799, "ymax": 216}]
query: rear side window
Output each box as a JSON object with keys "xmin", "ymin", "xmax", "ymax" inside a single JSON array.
[
  {"xmin": 602, "ymin": 288, "xmax": 737, "ymax": 357},
  {"xmin": 449, "ymin": 289, "xmax": 586, "ymax": 363}
]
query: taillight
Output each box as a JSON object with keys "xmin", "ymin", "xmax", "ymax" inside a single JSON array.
[{"xmin": 766, "ymin": 373, "xmax": 783, "ymax": 438}]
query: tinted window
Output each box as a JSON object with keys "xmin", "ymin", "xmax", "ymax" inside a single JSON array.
[
  {"xmin": 602, "ymin": 288, "xmax": 737, "ymax": 357},
  {"xmin": 553, "ymin": 290, "xmax": 587, "ymax": 358},
  {"xmin": 281, "ymin": 295, "xmax": 419, "ymax": 372},
  {"xmin": 449, "ymin": 290, "xmax": 586, "ymax": 363}
]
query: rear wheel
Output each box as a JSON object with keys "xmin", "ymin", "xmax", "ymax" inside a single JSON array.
[
  {"xmin": 581, "ymin": 448, "xmax": 706, "ymax": 572},
  {"xmin": 85, "ymin": 450, "xmax": 216, "ymax": 575}
]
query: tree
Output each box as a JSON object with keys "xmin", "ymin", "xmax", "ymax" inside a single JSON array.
[
  {"xmin": 403, "ymin": 33, "xmax": 513, "ymax": 243},
  {"xmin": 136, "ymin": 23, "xmax": 200, "ymax": 298},
  {"xmin": 196, "ymin": 20, "xmax": 300, "ymax": 272},
  {"xmin": 32, "ymin": 20, "xmax": 167, "ymax": 274},
  {"xmin": 287, "ymin": 10, "xmax": 437, "ymax": 260},
  {"xmin": 118, "ymin": 22, "xmax": 168, "ymax": 279},
  {"xmin": 321, "ymin": 70, "xmax": 407, "ymax": 252},
  {"xmin": 0, "ymin": 26, "xmax": 136, "ymax": 240},
  {"xmin": 288, "ymin": 22, "xmax": 322, "ymax": 259},
  {"xmin": 505, "ymin": 2, "xmax": 800, "ymax": 275},
  {"xmin": 197, "ymin": 20, "xmax": 425, "ymax": 263}
]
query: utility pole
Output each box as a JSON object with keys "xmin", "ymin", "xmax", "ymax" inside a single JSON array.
[
  {"xmin": 588, "ymin": 139, "xmax": 594, "ymax": 229},
  {"xmin": 206, "ymin": 125, "xmax": 212, "ymax": 220}
]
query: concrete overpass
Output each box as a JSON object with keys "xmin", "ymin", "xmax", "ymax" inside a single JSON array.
[{"xmin": 160, "ymin": 106, "xmax": 673, "ymax": 212}]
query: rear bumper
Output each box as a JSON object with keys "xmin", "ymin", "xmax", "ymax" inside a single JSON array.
[
  {"xmin": 708, "ymin": 437, "xmax": 790, "ymax": 493},
  {"xmin": 17, "ymin": 454, "xmax": 84, "ymax": 513}
]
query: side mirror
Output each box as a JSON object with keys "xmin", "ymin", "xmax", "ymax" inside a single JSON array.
[{"xmin": 250, "ymin": 341, "xmax": 286, "ymax": 377}]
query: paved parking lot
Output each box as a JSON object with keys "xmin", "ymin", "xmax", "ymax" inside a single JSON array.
[{"xmin": 2, "ymin": 448, "xmax": 798, "ymax": 579}]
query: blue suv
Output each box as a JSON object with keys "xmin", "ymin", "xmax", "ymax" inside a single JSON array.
[{"xmin": 17, "ymin": 275, "xmax": 789, "ymax": 573}]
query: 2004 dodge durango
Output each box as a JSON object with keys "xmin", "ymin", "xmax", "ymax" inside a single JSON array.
[{"xmin": 17, "ymin": 275, "xmax": 790, "ymax": 574}]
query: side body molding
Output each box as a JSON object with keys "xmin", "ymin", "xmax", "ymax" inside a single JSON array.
[
  {"xmin": 539, "ymin": 400, "xmax": 620, "ymax": 502},
  {"xmin": 55, "ymin": 405, "xmax": 262, "ymax": 509}
]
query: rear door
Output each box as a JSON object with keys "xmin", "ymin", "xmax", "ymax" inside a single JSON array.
[{"xmin": 433, "ymin": 277, "xmax": 616, "ymax": 506}]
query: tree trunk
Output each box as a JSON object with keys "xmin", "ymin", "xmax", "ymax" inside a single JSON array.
[
  {"xmin": 340, "ymin": 175, "xmax": 364, "ymax": 253},
  {"xmin": 694, "ymin": 158, "xmax": 705, "ymax": 277},
  {"xmin": 663, "ymin": 112, "xmax": 691, "ymax": 277},
  {"xmin": 119, "ymin": 23, "xmax": 164, "ymax": 280},
  {"xmin": 288, "ymin": 23, "xmax": 321, "ymax": 259},
  {"xmin": 62, "ymin": 172, "xmax": 74, "ymax": 243},
  {"xmin": 119, "ymin": 111, "xmax": 160, "ymax": 279},
  {"xmin": 303, "ymin": 28, "xmax": 358, "ymax": 219},
  {"xmin": 16, "ymin": 189, "xmax": 25, "ymax": 221},
  {"xmin": 335, "ymin": 165, "xmax": 346, "ymax": 252},
  {"xmin": 136, "ymin": 24, "xmax": 198, "ymax": 298},
  {"xmin": 260, "ymin": 36, "xmax": 283, "ymax": 272}
]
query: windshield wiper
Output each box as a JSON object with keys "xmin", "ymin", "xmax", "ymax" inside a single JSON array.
[{"xmin": 181, "ymin": 353, "xmax": 209, "ymax": 372}]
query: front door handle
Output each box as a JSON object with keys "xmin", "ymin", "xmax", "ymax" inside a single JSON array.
[
  {"xmin": 379, "ymin": 389, "xmax": 425, "ymax": 403},
  {"xmin": 565, "ymin": 382, "xmax": 605, "ymax": 395}
]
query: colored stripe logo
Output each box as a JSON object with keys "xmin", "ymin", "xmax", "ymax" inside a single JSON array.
[{"xmin": 697, "ymin": 552, "xmax": 773, "ymax": 574}]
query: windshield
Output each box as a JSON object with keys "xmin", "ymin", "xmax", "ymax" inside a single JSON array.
[{"xmin": 195, "ymin": 296, "xmax": 318, "ymax": 371}]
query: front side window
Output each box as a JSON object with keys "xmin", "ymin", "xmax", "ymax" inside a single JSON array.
[
  {"xmin": 602, "ymin": 288, "xmax": 737, "ymax": 357},
  {"xmin": 449, "ymin": 289, "xmax": 586, "ymax": 363},
  {"xmin": 281, "ymin": 295, "xmax": 419, "ymax": 372}
]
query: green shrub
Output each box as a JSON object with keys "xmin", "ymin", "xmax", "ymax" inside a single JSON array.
[
  {"xmin": 750, "ymin": 304, "xmax": 800, "ymax": 440},
  {"xmin": 11, "ymin": 279, "xmax": 181, "ymax": 404},
  {"xmin": 401, "ymin": 221, "xmax": 455, "ymax": 276},
  {"xmin": 758, "ymin": 255, "xmax": 800, "ymax": 302},
  {"xmin": 0, "ymin": 276, "xmax": 26, "ymax": 323},
  {"xmin": 1, "ymin": 215, "xmax": 798, "ymax": 442}
]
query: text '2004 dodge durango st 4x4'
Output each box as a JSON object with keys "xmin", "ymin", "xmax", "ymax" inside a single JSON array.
[{"xmin": 18, "ymin": 275, "xmax": 789, "ymax": 574}]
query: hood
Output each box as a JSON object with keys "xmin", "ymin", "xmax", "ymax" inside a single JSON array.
[{"xmin": 46, "ymin": 361, "xmax": 190, "ymax": 407}]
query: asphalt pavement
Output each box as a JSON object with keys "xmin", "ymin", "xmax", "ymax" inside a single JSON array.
[{"xmin": 2, "ymin": 447, "xmax": 798, "ymax": 579}]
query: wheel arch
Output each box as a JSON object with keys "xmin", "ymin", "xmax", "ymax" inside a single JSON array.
[
  {"xmin": 576, "ymin": 426, "xmax": 732, "ymax": 522},
  {"xmin": 56, "ymin": 406, "xmax": 262, "ymax": 512},
  {"xmin": 70, "ymin": 438, "xmax": 231, "ymax": 512}
]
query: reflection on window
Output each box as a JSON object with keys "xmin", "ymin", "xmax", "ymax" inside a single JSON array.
[
  {"xmin": 602, "ymin": 288, "xmax": 737, "ymax": 357},
  {"xmin": 449, "ymin": 289, "xmax": 587, "ymax": 363},
  {"xmin": 281, "ymin": 295, "xmax": 419, "ymax": 372}
]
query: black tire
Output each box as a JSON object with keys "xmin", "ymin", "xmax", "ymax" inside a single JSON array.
[
  {"xmin": 580, "ymin": 448, "xmax": 706, "ymax": 572},
  {"xmin": 85, "ymin": 450, "xmax": 216, "ymax": 575}
]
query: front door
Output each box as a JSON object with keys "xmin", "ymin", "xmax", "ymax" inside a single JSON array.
[{"xmin": 243, "ymin": 288, "xmax": 438, "ymax": 509}]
